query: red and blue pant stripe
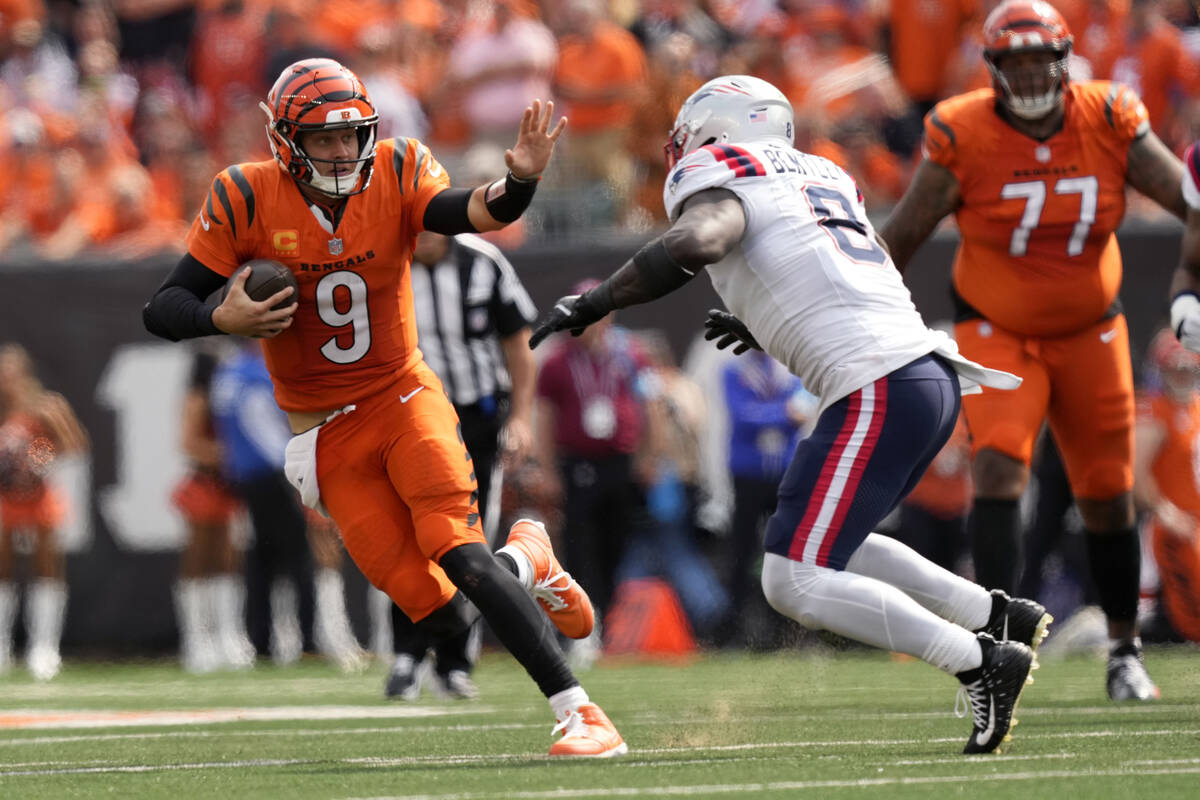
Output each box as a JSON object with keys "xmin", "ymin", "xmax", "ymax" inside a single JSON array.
[{"xmin": 764, "ymin": 354, "xmax": 961, "ymax": 570}]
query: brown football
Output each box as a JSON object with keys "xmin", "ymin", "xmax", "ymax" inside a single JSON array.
[{"xmin": 223, "ymin": 259, "xmax": 298, "ymax": 311}]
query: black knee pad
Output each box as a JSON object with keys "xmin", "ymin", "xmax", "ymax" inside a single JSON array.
[
  {"xmin": 439, "ymin": 541, "xmax": 504, "ymax": 592},
  {"xmin": 416, "ymin": 590, "xmax": 479, "ymax": 640}
]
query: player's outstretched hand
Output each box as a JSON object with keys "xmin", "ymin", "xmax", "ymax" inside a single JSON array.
[
  {"xmin": 213, "ymin": 267, "xmax": 297, "ymax": 339},
  {"xmin": 704, "ymin": 309, "xmax": 761, "ymax": 355},
  {"xmin": 529, "ymin": 293, "xmax": 608, "ymax": 349},
  {"xmin": 506, "ymin": 99, "xmax": 566, "ymax": 179}
]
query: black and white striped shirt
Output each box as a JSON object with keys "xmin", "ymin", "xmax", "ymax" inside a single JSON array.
[{"xmin": 410, "ymin": 234, "xmax": 537, "ymax": 409}]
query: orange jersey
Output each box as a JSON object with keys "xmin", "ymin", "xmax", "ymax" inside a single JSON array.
[
  {"xmin": 185, "ymin": 137, "xmax": 451, "ymax": 413},
  {"xmin": 924, "ymin": 82, "xmax": 1150, "ymax": 337},
  {"xmin": 1140, "ymin": 392, "xmax": 1200, "ymax": 516}
]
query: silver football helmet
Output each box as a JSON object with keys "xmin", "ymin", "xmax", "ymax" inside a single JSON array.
[{"xmin": 665, "ymin": 75, "xmax": 794, "ymax": 169}]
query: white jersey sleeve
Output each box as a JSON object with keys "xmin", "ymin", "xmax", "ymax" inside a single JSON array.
[{"xmin": 1184, "ymin": 143, "xmax": 1200, "ymax": 211}]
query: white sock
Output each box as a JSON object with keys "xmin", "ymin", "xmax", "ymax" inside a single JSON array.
[
  {"xmin": 314, "ymin": 567, "xmax": 363, "ymax": 668},
  {"xmin": 0, "ymin": 581, "xmax": 17, "ymax": 668},
  {"xmin": 269, "ymin": 579, "xmax": 302, "ymax": 666},
  {"xmin": 762, "ymin": 553, "xmax": 982, "ymax": 675},
  {"xmin": 27, "ymin": 579, "xmax": 67, "ymax": 652},
  {"xmin": 548, "ymin": 686, "xmax": 590, "ymax": 721},
  {"xmin": 845, "ymin": 533, "xmax": 993, "ymax": 631},
  {"xmin": 211, "ymin": 574, "xmax": 254, "ymax": 668},
  {"xmin": 496, "ymin": 545, "xmax": 533, "ymax": 590}
]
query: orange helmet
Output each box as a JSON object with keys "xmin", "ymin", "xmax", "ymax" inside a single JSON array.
[
  {"xmin": 260, "ymin": 58, "xmax": 379, "ymax": 196},
  {"xmin": 982, "ymin": 0, "xmax": 1073, "ymax": 120}
]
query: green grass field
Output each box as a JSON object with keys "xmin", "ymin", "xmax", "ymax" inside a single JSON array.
[{"xmin": 2, "ymin": 646, "xmax": 1198, "ymax": 799}]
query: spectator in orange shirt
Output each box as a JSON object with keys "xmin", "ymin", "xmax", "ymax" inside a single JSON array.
[
  {"xmin": 831, "ymin": 117, "xmax": 909, "ymax": 208},
  {"xmin": 550, "ymin": 0, "xmax": 648, "ymax": 226},
  {"xmin": 628, "ymin": 31, "xmax": 703, "ymax": 225},
  {"xmin": 0, "ymin": 108, "xmax": 55, "ymax": 255},
  {"xmin": 1067, "ymin": 0, "xmax": 1129, "ymax": 80},
  {"xmin": 886, "ymin": 0, "xmax": 979, "ymax": 155},
  {"xmin": 190, "ymin": 0, "xmax": 267, "ymax": 137},
  {"xmin": 1110, "ymin": 0, "xmax": 1197, "ymax": 152}
]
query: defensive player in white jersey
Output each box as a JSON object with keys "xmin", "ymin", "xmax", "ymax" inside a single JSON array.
[{"xmin": 530, "ymin": 76, "xmax": 1051, "ymax": 754}]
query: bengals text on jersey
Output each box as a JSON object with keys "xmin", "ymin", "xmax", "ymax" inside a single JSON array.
[{"xmin": 185, "ymin": 136, "xmax": 450, "ymax": 413}]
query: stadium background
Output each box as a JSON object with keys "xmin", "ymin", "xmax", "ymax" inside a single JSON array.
[
  {"xmin": 0, "ymin": 225, "xmax": 1183, "ymax": 654},
  {"xmin": 0, "ymin": 0, "xmax": 1194, "ymax": 655}
]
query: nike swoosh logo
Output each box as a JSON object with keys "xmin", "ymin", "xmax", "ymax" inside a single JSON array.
[
  {"xmin": 399, "ymin": 386, "xmax": 425, "ymax": 404},
  {"xmin": 975, "ymin": 696, "xmax": 996, "ymax": 746},
  {"xmin": 200, "ymin": 213, "xmax": 210, "ymax": 232},
  {"xmin": 1100, "ymin": 329, "xmax": 1118, "ymax": 343},
  {"xmin": 427, "ymin": 161, "xmax": 442, "ymax": 177}
]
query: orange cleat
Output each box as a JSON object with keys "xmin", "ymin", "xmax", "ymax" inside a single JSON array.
[
  {"xmin": 504, "ymin": 519, "xmax": 595, "ymax": 639},
  {"xmin": 549, "ymin": 703, "xmax": 628, "ymax": 757}
]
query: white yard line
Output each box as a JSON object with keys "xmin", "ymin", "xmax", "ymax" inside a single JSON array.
[
  {"xmin": 0, "ymin": 705, "xmax": 492, "ymax": 729},
  {"xmin": 338, "ymin": 768, "xmax": 1200, "ymax": 800},
  {"xmin": 0, "ymin": 701, "xmax": 1192, "ymax": 733},
  {"xmin": 4, "ymin": 732, "xmax": 1200, "ymax": 777}
]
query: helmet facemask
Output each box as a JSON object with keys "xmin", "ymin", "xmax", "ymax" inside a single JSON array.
[
  {"xmin": 664, "ymin": 108, "xmax": 713, "ymax": 171},
  {"xmin": 262, "ymin": 101, "xmax": 378, "ymax": 197},
  {"xmin": 986, "ymin": 46, "xmax": 1070, "ymax": 120}
]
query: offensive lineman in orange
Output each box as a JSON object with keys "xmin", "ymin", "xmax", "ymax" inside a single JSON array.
[
  {"xmin": 1133, "ymin": 331, "xmax": 1200, "ymax": 644},
  {"xmin": 143, "ymin": 59, "xmax": 626, "ymax": 756},
  {"xmin": 880, "ymin": 0, "xmax": 1185, "ymax": 701}
]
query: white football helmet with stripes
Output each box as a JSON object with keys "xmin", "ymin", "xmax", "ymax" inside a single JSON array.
[{"xmin": 664, "ymin": 75, "xmax": 794, "ymax": 169}]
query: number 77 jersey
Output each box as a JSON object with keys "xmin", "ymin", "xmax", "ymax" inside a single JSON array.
[
  {"xmin": 185, "ymin": 137, "xmax": 451, "ymax": 413},
  {"xmin": 924, "ymin": 81, "xmax": 1150, "ymax": 338}
]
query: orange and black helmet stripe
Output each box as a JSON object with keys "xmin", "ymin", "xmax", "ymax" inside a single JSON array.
[{"xmin": 271, "ymin": 59, "xmax": 374, "ymax": 128}]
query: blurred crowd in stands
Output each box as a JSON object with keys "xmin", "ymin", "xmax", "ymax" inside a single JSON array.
[{"xmin": 3, "ymin": 0, "xmax": 1200, "ymax": 262}]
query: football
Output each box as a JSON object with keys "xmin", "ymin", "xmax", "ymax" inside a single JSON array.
[{"xmin": 223, "ymin": 259, "xmax": 298, "ymax": 311}]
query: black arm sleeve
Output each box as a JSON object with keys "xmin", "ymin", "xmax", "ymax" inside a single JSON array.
[
  {"xmin": 422, "ymin": 188, "xmax": 478, "ymax": 235},
  {"xmin": 142, "ymin": 253, "xmax": 228, "ymax": 342}
]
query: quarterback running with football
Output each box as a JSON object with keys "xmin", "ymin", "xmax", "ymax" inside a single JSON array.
[
  {"xmin": 530, "ymin": 74, "xmax": 1049, "ymax": 754},
  {"xmin": 143, "ymin": 58, "xmax": 625, "ymax": 757},
  {"xmin": 880, "ymin": 0, "xmax": 1185, "ymax": 702}
]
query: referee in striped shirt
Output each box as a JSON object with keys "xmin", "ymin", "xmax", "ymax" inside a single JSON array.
[{"xmin": 386, "ymin": 231, "xmax": 538, "ymax": 700}]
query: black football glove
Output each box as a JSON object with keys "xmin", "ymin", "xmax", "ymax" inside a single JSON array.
[
  {"xmin": 704, "ymin": 309, "xmax": 761, "ymax": 355},
  {"xmin": 529, "ymin": 293, "xmax": 611, "ymax": 349}
]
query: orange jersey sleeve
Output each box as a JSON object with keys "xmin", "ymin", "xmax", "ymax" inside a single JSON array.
[
  {"xmin": 185, "ymin": 138, "xmax": 453, "ymax": 413},
  {"xmin": 925, "ymin": 82, "xmax": 1149, "ymax": 337},
  {"xmin": 1141, "ymin": 392, "xmax": 1200, "ymax": 515}
]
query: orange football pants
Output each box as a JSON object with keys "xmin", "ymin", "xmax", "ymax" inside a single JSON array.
[
  {"xmin": 314, "ymin": 361, "xmax": 484, "ymax": 622},
  {"xmin": 1149, "ymin": 521, "xmax": 1200, "ymax": 642},
  {"xmin": 955, "ymin": 314, "xmax": 1134, "ymax": 500}
]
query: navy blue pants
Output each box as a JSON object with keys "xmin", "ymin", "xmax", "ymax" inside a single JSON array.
[{"xmin": 764, "ymin": 354, "xmax": 961, "ymax": 570}]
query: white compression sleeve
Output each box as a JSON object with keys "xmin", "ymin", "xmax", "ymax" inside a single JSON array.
[
  {"xmin": 844, "ymin": 533, "xmax": 992, "ymax": 631},
  {"xmin": 761, "ymin": 553, "xmax": 981, "ymax": 674}
]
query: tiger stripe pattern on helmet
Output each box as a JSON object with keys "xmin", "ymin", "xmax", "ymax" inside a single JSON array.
[{"xmin": 262, "ymin": 58, "xmax": 380, "ymax": 196}]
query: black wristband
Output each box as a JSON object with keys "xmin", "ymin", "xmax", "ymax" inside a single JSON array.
[
  {"xmin": 484, "ymin": 171, "xmax": 539, "ymax": 223},
  {"xmin": 580, "ymin": 281, "xmax": 616, "ymax": 316},
  {"xmin": 631, "ymin": 237, "xmax": 695, "ymax": 296}
]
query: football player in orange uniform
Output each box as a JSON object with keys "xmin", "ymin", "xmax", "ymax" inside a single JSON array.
[
  {"xmin": 880, "ymin": 0, "xmax": 1185, "ymax": 701},
  {"xmin": 143, "ymin": 59, "xmax": 625, "ymax": 757},
  {"xmin": 1132, "ymin": 331, "xmax": 1200, "ymax": 644}
]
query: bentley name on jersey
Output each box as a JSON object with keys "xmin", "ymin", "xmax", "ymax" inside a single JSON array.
[{"xmin": 664, "ymin": 142, "xmax": 1019, "ymax": 414}]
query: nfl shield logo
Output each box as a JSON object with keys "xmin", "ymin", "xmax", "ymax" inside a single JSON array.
[{"xmin": 328, "ymin": 238, "xmax": 343, "ymax": 255}]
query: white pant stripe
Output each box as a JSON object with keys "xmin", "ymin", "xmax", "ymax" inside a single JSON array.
[{"xmin": 801, "ymin": 382, "xmax": 877, "ymax": 564}]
